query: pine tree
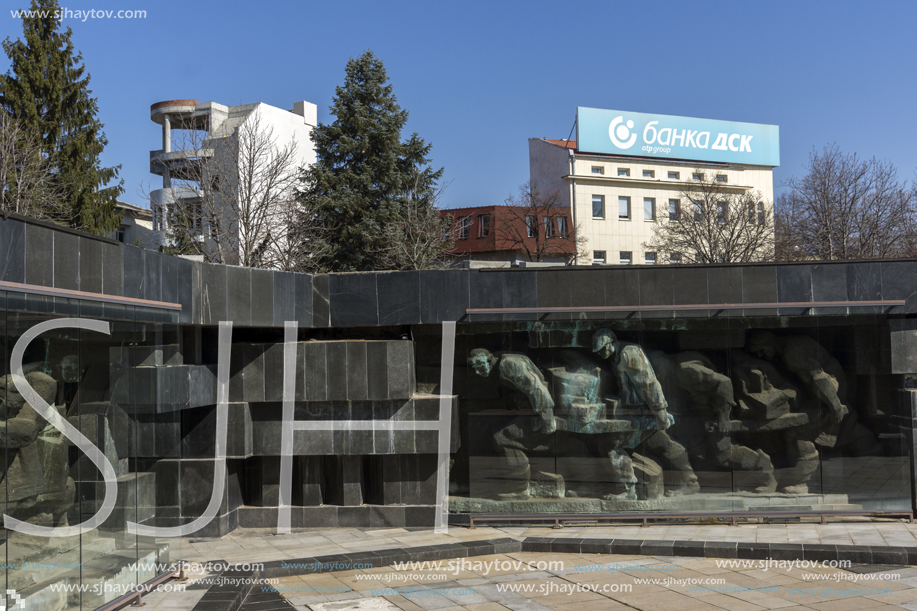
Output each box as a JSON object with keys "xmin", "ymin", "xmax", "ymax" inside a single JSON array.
[
  {"xmin": 298, "ymin": 51, "xmax": 443, "ymax": 271},
  {"xmin": 1, "ymin": 0, "xmax": 123, "ymax": 235}
]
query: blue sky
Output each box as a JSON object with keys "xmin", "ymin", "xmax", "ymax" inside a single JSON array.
[{"xmin": 2, "ymin": 0, "xmax": 915, "ymax": 209}]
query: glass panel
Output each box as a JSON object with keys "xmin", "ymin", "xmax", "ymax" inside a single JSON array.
[
  {"xmin": 452, "ymin": 316, "xmax": 910, "ymax": 519},
  {"xmin": 0, "ymin": 291, "xmax": 182, "ymax": 610}
]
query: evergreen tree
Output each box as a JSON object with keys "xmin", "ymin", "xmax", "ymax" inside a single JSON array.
[
  {"xmin": 1, "ymin": 0, "xmax": 123, "ymax": 235},
  {"xmin": 298, "ymin": 51, "xmax": 443, "ymax": 271}
]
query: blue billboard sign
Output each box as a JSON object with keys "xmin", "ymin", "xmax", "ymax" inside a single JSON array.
[{"xmin": 577, "ymin": 107, "xmax": 780, "ymax": 166}]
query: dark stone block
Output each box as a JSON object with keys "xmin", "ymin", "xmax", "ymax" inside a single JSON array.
[
  {"xmin": 578, "ymin": 538, "xmax": 611, "ymax": 554},
  {"xmin": 707, "ymin": 266, "xmax": 742, "ymax": 317},
  {"xmin": 503, "ymin": 270, "xmax": 537, "ymax": 321},
  {"xmin": 882, "ymin": 261, "xmax": 917, "ymax": 313},
  {"xmin": 672, "ymin": 540, "xmax": 705, "ymax": 558},
  {"xmin": 768, "ymin": 544, "xmax": 804, "ymax": 561},
  {"xmin": 78, "ymin": 238, "xmax": 102, "ymax": 293},
  {"xmin": 550, "ymin": 539, "xmax": 582, "ymax": 554},
  {"xmin": 51, "ymin": 230, "xmax": 79, "ymax": 290},
  {"xmin": 0, "ymin": 216, "xmax": 25, "ymax": 283},
  {"xmin": 25, "ymin": 223, "xmax": 54, "ymax": 287},
  {"xmin": 304, "ymin": 343, "xmax": 328, "ymax": 401},
  {"xmin": 101, "ymin": 241, "xmax": 123, "ymax": 296},
  {"xmin": 536, "ymin": 270, "xmax": 572, "ymax": 308},
  {"xmin": 201, "ymin": 264, "xmax": 227, "ymax": 325},
  {"xmin": 870, "ymin": 546, "xmax": 907, "ymax": 565},
  {"xmin": 834, "ymin": 545, "xmax": 871, "ymax": 564},
  {"xmin": 141, "ymin": 250, "xmax": 163, "ymax": 302},
  {"xmin": 673, "ymin": 267, "xmax": 708, "ymax": 305},
  {"xmin": 346, "ymin": 342, "xmax": 368, "ymax": 400},
  {"xmin": 812, "ymin": 263, "xmax": 849, "ymax": 315},
  {"xmin": 802, "ymin": 544, "xmax": 838, "ymax": 563},
  {"xmin": 174, "ymin": 256, "xmax": 194, "ymax": 324},
  {"xmin": 312, "ymin": 274, "xmax": 330, "ymax": 327},
  {"xmin": 470, "ymin": 270, "xmax": 504, "ymax": 310},
  {"xmin": 610, "ymin": 539, "xmax": 643, "ymax": 555},
  {"xmin": 366, "ymin": 342, "xmax": 389, "ymax": 400},
  {"xmin": 603, "ymin": 268, "xmax": 640, "ymax": 319},
  {"xmin": 191, "ymin": 259, "xmax": 202, "ymax": 324},
  {"xmin": 227, "ymin": 265, "xmax": 252, "ymax": 326},
  {"xmin": 301, "ymin": 506, "xmax": 338, "ymax": 528},
  {"xmin": 491, "ymin": 538, "xmax": 522, "ymax": 554},
  {"xmin": 460, "ymin": 540, "xmax": 496, "ymax": 555},
  {"xmin": 161, "ymin": 253, "xmax": 179, "ymax": 307},
  {"xmin": 370, "ymin": 505, "xmax": 405, "ymax": 527},
  {"xmin": 378, "ymin": 270, "xmax": 421, "ymax": 325},
  {"xmin": 242, "ymin": 344, "xmax": 265, "ymax": 403},
  {"xmin": 123, "ymin": 246, "xmax": 144, "ymax": 299},
  {"xmin": 704, "ymin": 541, "xmax": 737, "ymax": 558},
  {"xmin": 743, "ymin": 265, "xmax": 778, "ymax": 303},
  {"xmin": 405, "ymin": 506, "xmax": 435, "ymax": 527},
  {"xmin": 273, "ymin": 271, "xmax": 296, "ymax": 326},
  {"xmin": 420, "ymin": 270, "xmax": 469, "ymax": 323},
  {"xmin": 292, "ymin": 273, "xmax": 313, "ymax": 328},
  {"xmin": 736, "ymin": 542, "xmax": 769, "ymax": 560},
  {"xmin": 388, "ymin": 342, "xmax": 415, "ymax": 399},
  {"xmin": 776, "ymin": 264, "xmax": 813, "ymax": 303},
  {"xmin": 249, "ymin": 269, "xmax": 274, "ymax": 327},
  {"xmin": 640, "ymin": 540, "xmax": 674, "ymax": 556},
  {"xmin": 330, "ymin": 273, "xmax": 379, "ymax": 327},
  {"xmin": 338, "ymin": 506, "xmax": 371, "ymax": 527},
  {"xmin": 639, "ymin": 267, "xmax": 674, "ymax": 305},
  {"xmin": 326, "ymin": 343, "xmax": 348, "ymax": 400},
  {"xmin": 521, "ymin": 538, "xmax": 554, "ymax": 553},
  {"xmin": 902, "ymin": 546, "xmax": 917, "ymax": 566},
  {"xmin": 263, "ymin": 343, "xmax": 284, "ymax": 403}
]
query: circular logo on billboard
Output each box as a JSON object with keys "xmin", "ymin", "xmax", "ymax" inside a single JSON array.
[{"xmin": 608, "ymin": 116, "xmax": 637, "ymax": 149}]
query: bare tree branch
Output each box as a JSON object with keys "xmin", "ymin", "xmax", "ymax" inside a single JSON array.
[
  {"xmin": 0, "ymin": 111, "xmax": 67, "ymax": 221},
  {"xmin": 643, "ymin": 170, "xmax": 775, "ymax": 264},
  {"xmin": 776, "ymin": 144, "xmax": 916, "ymax": 260},
  {"xmin": 496, "ymin": 181, "xmax": 586, "ymax": 263}
]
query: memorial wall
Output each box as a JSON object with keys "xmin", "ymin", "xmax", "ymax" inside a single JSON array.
[{"xmin": 1, "ymin": 213, "xmax": 916, "ymax": 609}]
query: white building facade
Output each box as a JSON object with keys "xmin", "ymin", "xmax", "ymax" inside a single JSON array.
[
  {"xmin": 530, "ymin": 107, "xmax": 779, "ymax": 265},
  {"xmin": 149, "ymin": 98, "xmax": 317, "ymax": 261}
]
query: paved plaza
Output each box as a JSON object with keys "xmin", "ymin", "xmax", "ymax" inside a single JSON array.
[{"xmin": 125, "ymin": 519, "xmax": 917, "ymax": 610}]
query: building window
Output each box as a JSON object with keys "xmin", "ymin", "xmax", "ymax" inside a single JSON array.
[
  {"xmin": 116, "ymin": 226, "xmax": 127, "ymax": 243},
  {"xmin": 642, "ymin": 169, "xmax": 655, "ymax": 178},
  {"xmin": 556, "ymin": 216, "xmax": 568, "ymax": 237},
  {"xmin": 668, "ymin": 171, "xmax": 680, "ymax": 180},
  {"xmin": 668, "ymin": 199, "xmax": 680, "ymax": 221},
  {"xmin": 620, "ymin": 251, "xmax": 632, "ymax": 265},
  {"xmin": 543, "ymin": 216, "xmax": 553, "ymax": 238},
  {"xmin": 645, "ymin": 252, "xmax": 656, "ymax": 265},
  {"xmin": 644, "ymin": 198, "xmax": 655, "ymax": 221},
  {"xmin": 525, "ymin": 215, "xmax": 536, "ymax": 238},
  {"xmin": 617, "ymin": 168, "xmax": 630, "ymax": 177},
  {"xmin": 716, "ymin": 202, "xmax": 726, "ymax": 224},
  {"xmin": 460, "ymin": 216, "xmax": 471, "ymax": 239},
  {"xmin": 592, "ymin": 195, "xmax": 605, "ymax": 219},
  {"xmin": 747, "ymin": 202, "xmax": 756, "ymax": 225},
  {"xmin": 478, "ymin": 214, "xmax": 490, "ymax": 237},
  {"xmin": 716, "ymin": 174, "xmax": 728, "ymax": 183},
  {"xmin": 670, "ymin": 253, "xmax": 682, "ymax": 264},
  {"xmin": 591, "ymin": 166, "xmax": 604, "ymax": 174},
  {"xmin": 757, "ymin": 202, "xmax": 765, "ymax": 225},
  {"xmin": 693, "ymin": 201, "xmax": 703, "ymax": 221},
  {"xmin": 593, "ymin": 250, "xmax": 606, "ymax": 265},
  {"xmin": 618, "ymin": 196, "xmax": 630, "ymax": 220},
  {"xmin": 692, "ymin": 172, "xmax": 704, "ymax": 181}
]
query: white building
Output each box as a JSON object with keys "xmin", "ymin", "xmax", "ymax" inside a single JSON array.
[
  {"xmin": 111, "ymin": 201, "xmax": 154, "ymax": 247},
  {"xmin": 530, "ymin": 107, "xmax": 779, "ymax": 265},
  {"xmin": 149, "ymin": 98, "xmax": 317, "ymax": 261}
]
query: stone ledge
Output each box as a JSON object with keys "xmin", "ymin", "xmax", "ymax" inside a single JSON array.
[{"xmin": 520, "ymin": 536, "xmax": 917, "ymax": 566}]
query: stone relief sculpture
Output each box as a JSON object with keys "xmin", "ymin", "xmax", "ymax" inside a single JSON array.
[
  {"xmin": 0, "ymin": 371, "xmax": 75, "ymax": 528},
  {"xmin": 463, "ymin": 326, "xmax": 881, "ymax": 509}
]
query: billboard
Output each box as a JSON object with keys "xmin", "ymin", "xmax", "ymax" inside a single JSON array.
[{"xmin": 577, "ymin": 107, "xmax": 780, "ymax": 166}]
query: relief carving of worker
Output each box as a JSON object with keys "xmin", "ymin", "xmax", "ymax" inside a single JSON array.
[{"xmin": 592, "ymin": 330, "xmax": 699, "ymax": 496}]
